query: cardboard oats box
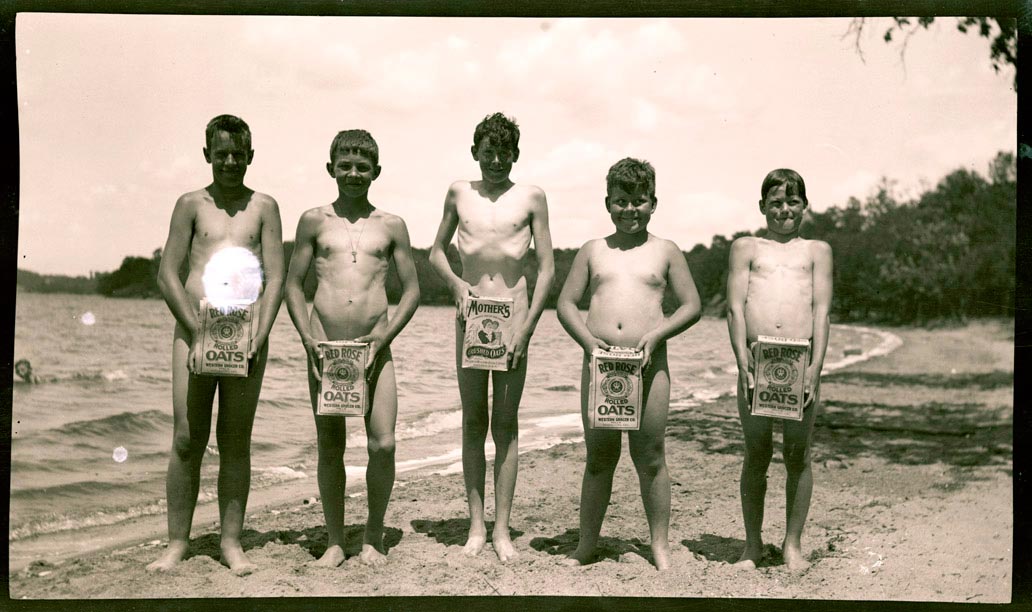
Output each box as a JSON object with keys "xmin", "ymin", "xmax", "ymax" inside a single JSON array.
[
  {"xmin": 196, "ymin": 299, "xmax": 255, "ymax": 377},
  {"xmin": 317, "ymin": 341, "xmax": 370, "ymax": 417},
  {"xmin": 750, "ymin": 335, "xmax": 810, "ymax": 421},
  {"xmin": 461, "ymin": 296, "xmax": 514, "ymax": 371},
  {"xmin": 589, "ymin": 347, "xmax": 644, "ymax": 430}
]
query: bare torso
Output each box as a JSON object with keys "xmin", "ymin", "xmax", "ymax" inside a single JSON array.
[
  {"xmin": 453, "ymin": 180, "xmax": 537, "ymax": 319},
  {"xmin": 181, "ymin": 187, "xmax": 270, "ymax": 307},
  {"xmin": 309, "ymin": 206, "xmax": 396, "ymax": 340},
  {"xmin": 584, "ymin": 235, "xmax": 670, "ymax": 347},
  {"xmin": 743, "ymin": 238, "xmax": 815, "ymax": 341}
]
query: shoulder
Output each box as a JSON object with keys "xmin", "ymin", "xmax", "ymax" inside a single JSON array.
[
  {"xmin": 176, "ymin": 188, "xmax": 208, "ymax": 209},
  {"xmin": 519, "ymin": 183, "xmax": 547, "ymax": 205},
  {"xmin": 377, "ymin": 210, "xmax": 408, "ymax": 232},
  {"xmin": 729, "ymin": 236, "xmax": 759, "ymax": 259},
  {"xmin": 650, "ymin": 235, "xmax": 683, "ymax": 256},
  {"xmin": 807, "ymin": 239, "xmax": 832, "ymax": 254},
  {"xmin": 298, "ymin": 206, "xmax": 329, "ymax": 229},
  {"xmin": 448, "ymin": 180, "xmax": 472, "ymax": 194},
  {"xmin": 807, "ymin": 239, "xmax": 833, "ymax": 261},
  {"xmin": 577, "ymin": 238, "xmax": 604, "ymax": 257},
  {"xmin": 252, "ymin": 191, "xmax": 280, "ymax": 212}
]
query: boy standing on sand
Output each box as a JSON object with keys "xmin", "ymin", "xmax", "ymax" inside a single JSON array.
[
  {"xmin": 726, "ymin": 168, "xmax": 832, "ymax": 571},
  {"xmin": 556, "ymin": 158, "xmax": 700, "ymax": 570},
  {"xmin": 285, "ymin": 129, "xmax": 420, "ymax": 567},
  {"xmin": 429, "ymin": 112, "xmax": 555, "ymax": 561},
  {"xmin": 148, "ymin": 115, "xmax": 285, "ymax": 575}
]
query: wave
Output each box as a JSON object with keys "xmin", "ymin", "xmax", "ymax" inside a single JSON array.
[
  {"xmin": 545, "ymin": 384, "xmax": 578, "ymax": 392},
  {"xmin": 50, "ymin": 409, "xmax": 167, "ymax": 439}
]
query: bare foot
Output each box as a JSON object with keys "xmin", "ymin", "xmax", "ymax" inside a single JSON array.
[
  {"xmin": 146, "ymin": 540, "xmax": 188, "ymax": 572},
  {"xmin": 220, "ymin": 542, "xmax": 257, "ymax": 576},
  {"xmin": 463, "ymin": 527, "xmax": 487, "ymax": 557},
  {"xmin": 651, "ymin": 542, "xmax": 672, "ymax": 571},
  {"xmin": 359, "ymin": 544, "xmax": 388, "ymax": 566},
  {"xmin": 782, "ymin": 541, "xmax": 811, "ymax": 571},
  {"xmin": 733, "ymin": 542, "xmax": 764, "ymax": 569},
  {"xmin": 311, "ymin": 544, "xmax": 346, "ymax": 567},
  {"xmin": 561, "ymin": 546, "xmax": 596, "ymax": 566},
  {"xmin": 492, "ymin": 533, "xmax": 518, "ymax": 562}
]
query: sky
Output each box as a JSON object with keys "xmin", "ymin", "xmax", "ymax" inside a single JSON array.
[{"xmin": 15, "ymin": 14, "xmax": 1016, "ymax": 276}]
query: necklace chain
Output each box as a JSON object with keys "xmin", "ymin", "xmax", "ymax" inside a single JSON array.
[{"xmin": 342, "ymin": 218, "xmax": 366, "ymax": 263}]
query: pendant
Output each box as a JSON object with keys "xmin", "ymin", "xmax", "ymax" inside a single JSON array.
[{"xmin": 351, "ymin": 251, "xmax": 357, "ymax": 263}]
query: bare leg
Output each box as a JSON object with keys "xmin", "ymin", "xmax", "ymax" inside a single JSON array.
[
  {"xmin": 781, "ymin": 386, "xmax": 819, "ymax": 571},
  {"xmin": 360, "ymin": 351, "xmax": 397, "ymax": 567},
  {"xmin": 309, "ymin": 356, "xmax": 348, "ymax": 568},
  {"xmin": 148, "ymin": 324, "xmax": 218, "ymax": 572},
  {"xmin": 628, "ymin": 347, "xmax": 672, "ymax": 570},
  {"xmin": 735, "ymin": 377, "xmax": 774, "ymax": 569},
  {"xmin": 488, "ymin": 354, "xmax": 528, "ymax": 562},
  {"xmin": 456, "ymin": 320, "xmax": 490, "ymax": 556},
  {"xmin": 214, "ymin": 341, "xmax": 267, "ymax": 576},
  {"xmin": 564, "ymin": 357, "xmax": 621, "ymax": 566}
]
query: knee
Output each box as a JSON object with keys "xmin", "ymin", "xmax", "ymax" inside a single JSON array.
[
  {"xmin": 172, "ymin": 431, "xmax": 203, "ymax": 462},
  {"xmin": 743, "ymin": 442, "xmax": 773, "ymax": 470},
  {"xmin": 490, "ymin": 418, "xmax": 517, "ymax": 444},
  {"xmin": 585, "ymin": 448, "xmax": 620, "ymax": 475},
  {"xmin": 367, "ymin": 433, "xmax": 396, "ymax": 457},
  {"xmin": 783, "ymin": 446, "xmax": 811, "ymax": 475},
  {"xmin": 463, "ymin": 413, "xmax": 489, "ymax": 439},
  {"xmin": 630, "ymin": 443, "xmax": 666, "ymax": 476}
]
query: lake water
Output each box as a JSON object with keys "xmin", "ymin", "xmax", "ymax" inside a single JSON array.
[{"xmin": 11, "ymin": 292, "xmax": 898, "ymax": 543}]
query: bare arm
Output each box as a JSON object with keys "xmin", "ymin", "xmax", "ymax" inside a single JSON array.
[
  {"xmin": 251, "ymin": 197, "xmax": 285, "ymax": 358},
  {"xmin": 806, "ymin": 241, "xmax": 834, "ymax": 401},
  {"xmin": 157, "ymin": 195, "xmax": 201, "ymax": 337},
  {"xmin": 283, "ymin": 210, "xmax": 321, "ymax": 377},
  {"xmin": 356, "ymin": 216, "xmax": 421, "ymax": 366},
  {"xmin": 428, "ymin": 183, "xmax": 470, "ymax": 313},
  {"xmin": 524, "ymin": 188, "xmax": 555, "ymax": 330},
  {"xmin": 636, "ymin": 241, "xmax": 701, "ymax": 368},
  {"xmin": 510, "ymin": 188, "xmax": 556, "ymax": 367},
  {"xmin": 726, "ymin": 238, "xmax": 755, "ymax": 388},
  {"xmin": 556, "ymin": 242, "xmax": 609, "ymax": 354}
]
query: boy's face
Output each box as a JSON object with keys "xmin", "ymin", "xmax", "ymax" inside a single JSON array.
[
  {"xmin": 606, "ymin": 185, "xmax": 655, "ymax": 235},
  {"xmin": 759, "ymin": 183, "xmax": 807, "ymax": 235},
  {"xmin": 472, "ymin": 138, "xmax": 518, "ymax": 185},
  {"xmin": 204, "ymin": 130, "xmax": 253, "ymax": 189},
  {"xmin": 326, "ymin": 149, "xmax": 381, "ymax": 198}
]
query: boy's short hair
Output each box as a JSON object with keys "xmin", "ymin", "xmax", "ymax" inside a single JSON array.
[
  {"xmin": 329, "ymin": 129, "xmax": 379, "ymax": 165},
  {"xmin": 472, "ymin": 112, "xmax": 520, "ymax": 152},
  {"xmin": 760, "ymin": 168, "xmax": 808, "ymax": 203},
  {"xmin": 606, "ymin": 158, "xmax": 657, "ymax": 201},
  {"xmin": 205, "ymin": 114, "xmax": 251, "ymax": 150}
]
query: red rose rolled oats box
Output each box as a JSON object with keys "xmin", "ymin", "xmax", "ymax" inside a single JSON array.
[
  {"xmin": 589, "ymin": 347, "xmax": 644, "ymax": 430},
  {"xmin": 196, "ymin": 299, "xmax": 255, "ymax": 377},
  {"xmin": 317, "ymin": 341, "xmax": 370, "ymax": 417},
  {"xmin": 750, "ymin": 335, "xmax": 810, "ymax": 421}
]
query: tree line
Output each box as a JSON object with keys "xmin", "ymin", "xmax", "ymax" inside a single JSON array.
[{"xmin": 18, "ymin": 151, "xmax": 1015, "ymax": 325}]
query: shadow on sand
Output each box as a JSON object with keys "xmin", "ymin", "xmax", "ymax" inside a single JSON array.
[
  {"xmin": 529, "ymin": 528, "xmax": 653, "ymax": 566},
  {"xmin": 184, "ymin": 524, "xmax": 404, "ymax": 562},
  {"xmin": 410, "ymin": 517, "xmax": 524, "ymax": 548}
]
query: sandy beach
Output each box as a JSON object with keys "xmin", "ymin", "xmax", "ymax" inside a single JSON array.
[{"xmin": 8, "ymin": 319, "xmax": 1013, "ymax": 602}]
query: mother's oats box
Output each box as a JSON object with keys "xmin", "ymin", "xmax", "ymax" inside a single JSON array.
[
  {"xmin": 461, "ymin": 296, "xmax": 514, "ymax": 371},
  {"xmin": 197, "ymin": 299, "xmax": 255, "ymax": 377},
  {"xmin": 317, "ymin": 341, "xmax": 370, "ymax": 417},
  {"xmin": 589, "ymin": 347, "xmax": 644, "ymax": 430},
  {"xmin": 750, "ymin": 335, "xmax": 810, "ymax": 421}
]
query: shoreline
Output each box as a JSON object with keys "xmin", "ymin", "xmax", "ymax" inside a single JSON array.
[
  {"xmin": 9, "ymin": 320, "xmax": 1013, "ymax": 600},
  {"xmin": 9, "ymin": 322, "xmax": 901, "ymax": 572}
]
